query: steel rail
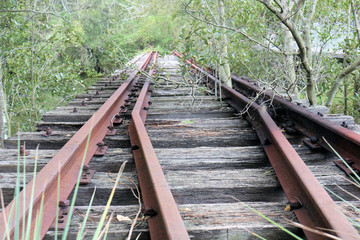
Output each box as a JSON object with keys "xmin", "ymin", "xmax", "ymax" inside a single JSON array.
[
  {"xmin": 0, "ymin": 52, "xmax": 154, "ymax": 239},
  {"xmin": 173, "ymin": 51, "xmax": 360, "ymax": 240},
  {"xmin": 129, "ymin": 53, "xmax": 190, "ymax": 239},
  {"xmin": 231, "ymin": 76, "xmax": 360, "ymax": 175}
]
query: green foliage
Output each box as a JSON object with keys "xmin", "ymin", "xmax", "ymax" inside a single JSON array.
[
  {"xmin": 0, "ymin": 0, "xmax": 182, "ymax": 136},
  {"xmin": 178, "ymin": 0, "xmax": 360, "ymax": 122}
]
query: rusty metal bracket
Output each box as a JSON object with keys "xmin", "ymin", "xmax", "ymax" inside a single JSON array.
[
  {"xmin": 106, "ymin": 126, "xmax": 117, "ymax": 136},
  {"xmin": 302, "ymin": 137, "xmax": 323, "ymax": 151},
  {"xmin": 43, "ymin": 127, "xmax": 55, "ymax": 137},
  {"xmin": 112, "ymin": 115, "xmax": 123, "ymax": 125},
  {"xmin": 19, "ymin": 145, "xmax": 30, "ymax": 156},
  {"xmin": 80, "ymin": 165, "xmax": 96, "ymax": 185},
  {"xmin": 94, "ymin": 142, "xmax": 108, "ymax": 156},
  {"xmin": 49, "ymin": 200, "xmax": 70, "ymax": 230},
  {"xmin": 333, "ymin": 160, "xmax": 360, "ymax": 175}
]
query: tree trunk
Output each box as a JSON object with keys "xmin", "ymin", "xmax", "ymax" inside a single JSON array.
[
  {"xmin": 326, "ymin": 57, "xmax": 360, "ymax": 107},
  {"xmin": 326, "ymin": 0, "xmax": 360, "ymax": 107},
  {"xmin": 257, "ymin": 0, "xmax": 317, "ymax": 105},
  {"xmin": 0, "ymin": 59, "xmax": 4, "ymax": 148},
  {"xmin": 282, "ymin": 1, "xmax": 299, "ymax": 99},
  {"xmin": 354, "ymin": 73, "xmax": 360, "ymax": 113},
  {"xmin": 344, "ymin": 79, "xmax": 348, "ymax": 115},
  {"xmin": 217, "ymin": 0, "xmax": 232, "ymax": 87},
  {"xmin": 307, "ymin": 71, "xmax": 317, "ymax": 105}
]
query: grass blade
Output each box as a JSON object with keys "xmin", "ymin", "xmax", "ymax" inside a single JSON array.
[
  {"xmin": 231, "ymin": 196, "xmax": 302, "ymax": 240},
  {"xmin": 61, "ymin": 123, "xmax": 94, "ymax": 240},
  {"xmin": 92, "ymin": 161, "xmax": 127, "ymax": 240},
  {"xmin": 77, "ymin": 187, "xmax": 97, "ymax": 239},
  {"xmin": 25, "ymin": 145, "xmax": 39, "ymax": 240},
  {"xmin": 14, "ymin": 134, "xmax": 20, "ymax": 240},
  {"xmin": 322, "ymin": 137, "xmax": 360, "ymax": 184}
]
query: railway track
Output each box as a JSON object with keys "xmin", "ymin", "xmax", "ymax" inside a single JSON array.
[{"xmin": 0, "ymin": 52, "xmax": 359, "ymax": 239}]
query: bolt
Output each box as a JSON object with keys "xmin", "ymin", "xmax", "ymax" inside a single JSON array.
[
  {"xmin": 309, "ymin": 136, "xmax": 318, "ymax": 144},
  {"xmin": 289, "ymin": 199, "xmax": 302, "ymax": 210},
  {"xmin": 143, "ymin": 107, "xmax": 149, "ymax": 111},
  {"xmin": 97, "ymin": 141, "xmax": 106, "ymax": 147},
  {"xmin": 44, "ymin": 127, "xmax": 53, "ymax": 136},
  {"xmin": 83, "ymin": 164, "xmax": 90, "ymax": 170},
  {"xmin": 341, "ymin": 121, "xmax": 348, "ymax": 128},
  {"xmin": 131, "ymin": 145, "xmax": 139, "ymax": 150},
  {"xmin": 317, "ymin": 112, "xmax": 324, "ymax": 117},
  {"xmin": 286, "ymin": 121, "xmax": 294, "ymax": 127},
  {"xmin": 144, "ymin": 208, "xmax": 157, "ymax": 217},
  {"xmin": 59, "ymin": 200, "xmax": 70, "ymax": 207},
  {"xmin": 19, "ymin": 145, "xmax": 30, "ymax": 156},
  {"xmin": 19, "ymin": 145, "xmax": 26, "ymax": 154}
]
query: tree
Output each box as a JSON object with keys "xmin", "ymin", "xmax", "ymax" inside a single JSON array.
[
  {"xmin": 217, "ymin": 0, "xmax": 232, "ymax": 87},
  {"xmin": 325, "ymin": 0, "xmax": 360, "ymax": 107},
  {"xmin": 256, "ymin": 0, "xmax": 318, "ymax": 105},
  {"xmin": 183, "ymin": 0, "xmax": 232, "ymax": 86}
]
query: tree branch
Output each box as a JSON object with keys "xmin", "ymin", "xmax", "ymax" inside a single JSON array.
[
  {"xmin": 0, "ymin": 9, "xmax": 68, "ymax": 22},
  {"xmin": 326, "ymin": 0, "xmax": 360, "ymax": 107},
  {"xmin": 256, "ymin": 0, "xmax": 312, "ymax": 73},
  {"xmin": 351, "ymin": 0, "xmax": 360, "ymax": 44},
  {"xmin": 183, "ymin": 0, "xmax": 285, "ymax": 55},
  {"xmin": 326, "ymin": 57, "xmax": 360, "ymax": 106}
]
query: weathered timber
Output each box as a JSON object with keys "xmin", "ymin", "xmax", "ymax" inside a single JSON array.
[
  {"xmin": 3, "ymin": 131, "xmax": 130, "ymax": 149},
  {"xmin": 2, "ymin": 166, "xmax": 358, "ymax": 207},
  {"xmin": 0, "ymin": 145, "xmax": 340, "ymax": 173},
  {"xmin": 0, "ymin": 148, "xmax": 134, "ymax": 173},
  {"xmin": 43, "ymin": 201, "xmax": 360, "ymax": 240}
]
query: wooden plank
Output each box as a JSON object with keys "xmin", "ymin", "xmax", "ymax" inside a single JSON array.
[
  {"xmin": 43, "ymin": 201, "xmax": 360, "ymax": 240},
  {"xmin": 1, "ymin": 167, "xmax": 359, "ymax": 206}
]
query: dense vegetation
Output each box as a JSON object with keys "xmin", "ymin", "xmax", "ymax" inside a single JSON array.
[{"xmin": 1, "ymin": 0, "xmax": 360, "ymax": 143}]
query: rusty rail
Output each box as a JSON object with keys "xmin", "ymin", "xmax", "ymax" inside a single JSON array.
[
  {"xmin": 129, "ymin": 52, "xmax": 190, "ymax": 239},
  {"xmin": 0, "ymin": 53, "xmax": 154, "ymax": 239},
  {"xmin": 232, "ymin": 75, "xmax": 360, "ymax": 175},
  {"xmin": 173, "ymin": 51, "xmax": 360, "ymax": 240}
]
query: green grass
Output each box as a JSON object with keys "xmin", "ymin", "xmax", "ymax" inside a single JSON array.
[{"xmin": 0, "ymin": 134, "xmax": 130, "ymax": 239}]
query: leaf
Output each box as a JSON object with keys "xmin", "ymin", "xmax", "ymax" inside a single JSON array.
[
  {"xmin": 179, "ymin": 208, "xmax": 192, "ymax": 212},
  {"xmin": 180, "ymin": 120, "xmax": 195, "ymax": 124},
  {"xmin": 116, "ymin": 215, "xmax": 132, "ymax": 223}
]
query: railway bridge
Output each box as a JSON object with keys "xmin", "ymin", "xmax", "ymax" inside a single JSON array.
[{"xmin": 1, "ymin": 52, "xmax": 360, "ymax": 239}]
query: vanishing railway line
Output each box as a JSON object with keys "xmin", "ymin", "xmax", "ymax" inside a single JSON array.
[{"xmin": 0, "ymin": 52, "xmax": 360, "ymax": 239}]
